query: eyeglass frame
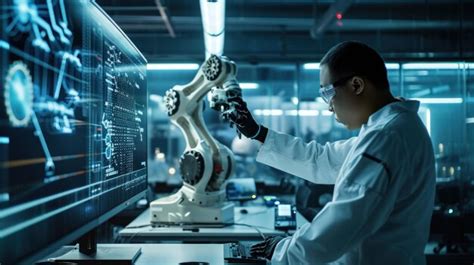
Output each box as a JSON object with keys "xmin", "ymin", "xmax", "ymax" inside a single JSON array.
[{"xmin": 319, "ymin": 75, "xmax": 356, "ymax": 104}]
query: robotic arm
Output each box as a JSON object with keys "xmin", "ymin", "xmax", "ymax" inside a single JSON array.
[{"xmin": 150, "ymin": 55, "xmax": 241, "ymax": 225}]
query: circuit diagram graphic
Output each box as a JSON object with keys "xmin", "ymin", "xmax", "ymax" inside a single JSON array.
[{"xmin": 0, "ymin": 0, "xmax": 147, "ymax": 199}]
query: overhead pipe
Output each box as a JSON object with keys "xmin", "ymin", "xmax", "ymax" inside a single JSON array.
[
  {"xmin": 155, "ymin": 0, "xmax": 176, "ymax": 38},
  {"xmin": 310, "ymin": 0, "xmax": 352, "ymax": 39}
]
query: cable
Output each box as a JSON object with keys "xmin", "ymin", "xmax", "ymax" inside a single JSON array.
[
  {"xmin": 117, "ymin": 224, "xmax": 152, "ymax": 243},
  {"xmin": 234, "ymin": 209, "xmax": 269, "ymax": 222},
  {"xmin": 126, "ymin": 224, "xmax": 152, "ymax": 229},
  {"xmin": 231, "ymin": 222, "xmax": 267, "ymax": 240}
]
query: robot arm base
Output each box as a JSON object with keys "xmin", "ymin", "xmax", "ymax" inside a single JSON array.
[{"xmin": 150, "ymin": 186, "xmax": 234, "ymax": 225}]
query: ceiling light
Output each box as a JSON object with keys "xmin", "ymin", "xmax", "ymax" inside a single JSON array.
[
  {"xmin": 412, "ymin": 98, "xmax": 463, "ymax": 104},
  {"xmin": 240, "ymin": 82, "xmax": 259, "ymax": 89},
  {"xmin": 385, "ymin": 63, "xmax": 400, "ymax": 70},
  {"xmin": 303, "ymin": 63, "xmax": 320, "ymax": 70},
  {"xmin": 402, "ymin": 63, "xmax": 460, "ymax": 70},
  {"xmin": 200, "ymin": 0, "xmax": 225, "ymax": 58}
]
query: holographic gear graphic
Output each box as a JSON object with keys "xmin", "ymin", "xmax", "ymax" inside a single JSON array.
[{"xmin": 4, "ymin": 61, "xmax": 34, "ymax": 127}]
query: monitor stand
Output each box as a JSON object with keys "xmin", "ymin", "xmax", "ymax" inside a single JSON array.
[{"xmin": 52, "ymin": 229, "xmax": 141, "ymax": 265}]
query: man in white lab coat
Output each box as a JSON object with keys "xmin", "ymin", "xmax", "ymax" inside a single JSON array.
[{"xmin": 228, "ymin": 41, "xmax": 436, "ymax": 264}]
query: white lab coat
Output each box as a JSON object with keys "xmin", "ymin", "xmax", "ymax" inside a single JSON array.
[{"xmin": 256, "ymin": 100, "xmax": 436, "ymax": 265}]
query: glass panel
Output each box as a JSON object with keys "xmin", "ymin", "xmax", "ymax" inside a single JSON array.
[
  {"xmin": 401, "ymin": 62, "xmax": 467, "ymax": 215},
  {"xmin": 237, "ymin": 64, "xmax": 298, "ymax": 184},
  {"xmin": 238, "ymin": 64, "xmax": 297, "ymax": 134},
  {"xmin": 466, "ymin": 63, "xmax": 474, "ymax": 205},
  {"xmin": 387, "ymin": 63, "xmax": 401, "ymax": 97}
]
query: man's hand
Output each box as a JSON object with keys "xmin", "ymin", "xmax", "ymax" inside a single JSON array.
[
  {"xmin": 250, "ymin": 235, "xmax": 285, "ymax": 260},
  {"xmin": 227, "ymin": 97, "xmax": 261, "ymax": 139}
]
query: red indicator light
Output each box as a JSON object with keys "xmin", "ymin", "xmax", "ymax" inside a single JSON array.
[{"xmin": 336, "ymin": 12, "xmax": 343, "ymax": 20}]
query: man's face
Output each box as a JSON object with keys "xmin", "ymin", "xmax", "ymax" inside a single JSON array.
[{"xmin": 319, "ymin": 65, "xmax": 361, "ymax": 130}]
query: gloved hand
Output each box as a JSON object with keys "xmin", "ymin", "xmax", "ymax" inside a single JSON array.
[
  {"xmin": 249, "ymin": 235, "xmax": 285, "ymax": 260},
  {"xmin": 227, "ymin": 97, "xmax": 261, "ymax": 139}
]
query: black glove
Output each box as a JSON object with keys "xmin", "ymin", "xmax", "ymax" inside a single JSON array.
[
  {"xmin": 250, "ymin": 235, "xmax": 285, "ymax": 260},
  {"xmin": 227, "ymin": 97, "xmax": 264, "ymax": 140}
]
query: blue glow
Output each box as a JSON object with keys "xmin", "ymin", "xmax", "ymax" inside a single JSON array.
[
  {"xmin": 303, "ymin": 63, "xmax": 399, "ymax": 70},
  {"xmin": 240, "ymin": 83, "xmax": 259, "ymax": 89},
  {"xmin": 385, "ymin": 63, "xmax": 400, "ymax": 70},
  {"xmin": 303, "ymin": 63, "xmax": 320, "ymax": 70},
  {"xmin": 402, "ymin": 63, "xmax": 460, "ymax": 70},
  {"xmin": 0, "ymin": 137, "xmax": 10, "ymax": 144},
  {"xmin": 147, "ymin": 63, "xmax": 199, "ymax": 70},
  {"xmin": 0, "ymin": 193, "xmax": 10, "ymax": 202},
  {"xmin": 412, "ymin": 98, "xmax": 463, "ymax": 104}
]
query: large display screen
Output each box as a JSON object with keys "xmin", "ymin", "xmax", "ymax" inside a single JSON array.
[{"xmin": 0, "ymin": 1, "xmax": 147, "ymax": 263}]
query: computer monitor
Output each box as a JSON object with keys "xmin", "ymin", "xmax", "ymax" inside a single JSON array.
[{"xmin": 0, "ymin": 1, "xmax": 147, "ymax": 264}]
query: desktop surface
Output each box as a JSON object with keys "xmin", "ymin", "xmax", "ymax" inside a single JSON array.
[
  {"xmin": 42, "ymin": 244, "xmax": 225, "ymax": 265},
  {"xmin": 119, "ymin": 206, "xmax": 295, "ymax": 242}
]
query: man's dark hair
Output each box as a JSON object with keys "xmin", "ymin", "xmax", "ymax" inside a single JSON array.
[{"xmin": 320, "ymin": 41, "xmax": 389, "ymax": 90}]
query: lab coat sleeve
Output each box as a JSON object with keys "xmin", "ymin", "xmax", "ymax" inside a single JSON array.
[
  {"xmin": 271, "ymin": 130, "xmax": 406, "ymax": 265},
  {"xmin": 256, "ymin": 129, "xmax": 357, "ymax": 184}
]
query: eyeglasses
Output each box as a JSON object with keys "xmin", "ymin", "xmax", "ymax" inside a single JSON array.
[{"xmin": 319, "ymin": 75, "xmax": 354, "ymax": 104}]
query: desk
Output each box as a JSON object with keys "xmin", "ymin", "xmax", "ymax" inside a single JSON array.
[
  {"xmin": 120, "ymin": 206, "xmax": 300, "ymax": 242},
  {"xmin": 42, "ymin": 244, "xmax": 225, "ymax": 265}
]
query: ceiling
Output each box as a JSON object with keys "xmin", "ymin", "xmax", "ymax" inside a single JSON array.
[{"xmin": 97, "ymin": 0, "xmax": 474, "ymax": 63}]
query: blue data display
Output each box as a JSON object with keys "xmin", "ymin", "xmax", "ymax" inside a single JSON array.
[{"xmin": 0, "ymin": 1, "xmax": 147, "ymax": 263}]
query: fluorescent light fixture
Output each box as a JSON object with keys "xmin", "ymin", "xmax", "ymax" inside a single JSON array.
[
  {"xmin": 402, "ymin": 63, "xmax": 460, "ymax": 70},
  {"xmin": 296, "ymin": 110, "xmax": 319, "ymax": 116},
  {"xmin": 321, "ymin": 110, "xmax": 333, "ymax": 116},
  {"xmin": 240, "ymin": 82, "xmax": 259, "ymax": 89},
  {"xmin": 0, "ymin": 137, "xmax": 9, "ymax": 144},
  {"xmin": 149, "ymin": 94, "xmax": 162, "ymax": 103},
  {"xmin": 284, "ymin": 110, "xmax": 320, "ymax": 116},
  {"xmin": 412, "ymin": 98, "xmax": 463, "ymax": 104},
  {"xmin": 466, "ymin": 117, "xmax": 474, "ymax": 124},
  {"xmin": 468, "ymin": 63, "xmax": 474, "ymax": 69},
  {"xmin": 147, "ymin": 63, "xmax": 199, "ymax": 70},
  {"xmin": 385, "ymin": 63, "xmax": 400, "ymax": 70},
  {"xmin": 418, "ymin": 107, "xmax": 431, "ymax": 136},
  {"xmin": 304, "ymin": 63, "xmax": 398, "ymax": 70},
  {"xmin": 303, "ymin": 63, "xmax": 320, "ymax": 70},
  {"xmin": 291, "ymin": 97, "xmax": 299, "ymax": 105},
  {"xmin": 254, "ymin": 109, "xmax": 283, "ymax": 116},
  {"xmin": 254, "ymin": 109, "xmax": 321, "ymax": 116},
  {"xmin": 200, "ymin": 0, "xmax": 225, "ymax": 58}
]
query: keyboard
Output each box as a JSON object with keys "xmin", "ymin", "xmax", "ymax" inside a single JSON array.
[{"xmin": 223, "ymin": 242, "xmax": 267, "ymax": 264}]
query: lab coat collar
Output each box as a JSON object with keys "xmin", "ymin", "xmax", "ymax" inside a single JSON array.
[{"xmin": 364, "ymin": 99, "xmax": 420, "ymax": 129}]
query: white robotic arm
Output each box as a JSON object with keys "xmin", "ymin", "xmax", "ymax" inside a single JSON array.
[{"xmin": 150, "ymin": 55, "xmax": 241, "ymax": 225}]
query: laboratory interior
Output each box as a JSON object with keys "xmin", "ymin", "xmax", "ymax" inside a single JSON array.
[{"xmin": 0, "ymin": 0, "xmax": 474, "ymax": 264}]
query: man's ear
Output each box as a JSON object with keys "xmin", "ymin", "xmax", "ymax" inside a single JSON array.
[{"xmin": 351, "ymin": 76, "xmax": 365, "ymax": 95}]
